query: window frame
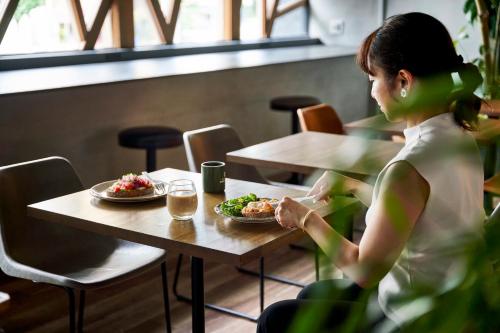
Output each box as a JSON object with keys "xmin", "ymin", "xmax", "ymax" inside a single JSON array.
[
  {"xmin": 0, "ymin": 36, "xmax": 320, "ymax": 71},
  {"xmin": 0, "ymin": 0, "xmax": 312, "ymax": 71}
]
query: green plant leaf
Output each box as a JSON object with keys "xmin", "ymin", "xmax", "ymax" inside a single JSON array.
[{"xmin": 14, "ymin": 0, "xmax": 46, "ymax": 21}]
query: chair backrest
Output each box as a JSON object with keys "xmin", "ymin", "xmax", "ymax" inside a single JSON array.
[
  {"xmin": 183, "ymin": 124, "xmax": 268, "ymax": 184},
  {"xmin": 297, "ymin": 103, "xmax": 345, "ymax": 134},
  {"xmin": 0, "ymin": 157, "xmax": 116, "ymax": 270}
]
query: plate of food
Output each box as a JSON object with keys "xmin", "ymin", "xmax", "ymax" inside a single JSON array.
[
  {"xmin": 90, "ymin": 173, "xmax": 167, "ymax": 202},
  {"xmin": 214, "ymin": 193, "xmax": 279, "ymax": 223}
]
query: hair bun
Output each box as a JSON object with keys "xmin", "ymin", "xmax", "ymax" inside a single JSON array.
[{"xmin": 457, "ymin": 62, "xmax": 483, "ymax": 93}]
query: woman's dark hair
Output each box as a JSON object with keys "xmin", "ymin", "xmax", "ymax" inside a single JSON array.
[{"xmin": 357, "ymin": 12, "xmax": 483, "ymax": 130}]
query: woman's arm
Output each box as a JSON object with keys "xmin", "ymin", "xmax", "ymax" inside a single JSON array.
[
  {"xmin": 349, "ymin": 178, "xmax": 373, "ymax": 207},
  {"xmin": 307, "ymin": 170, "xmax": 374, "ymax": 207},
  {"xmin": 277, "ymin": 161, "xmax": 429, "ymax": 287}
]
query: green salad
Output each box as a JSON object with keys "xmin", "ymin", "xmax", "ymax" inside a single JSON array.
[{"xmin": 220, "ymin": 193, "xmax": 258, "ymax": 217}]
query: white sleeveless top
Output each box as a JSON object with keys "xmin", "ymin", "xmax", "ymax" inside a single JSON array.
[{"xmin": 365, "ymin": 112, "xmax": 485, "ymax": 325}]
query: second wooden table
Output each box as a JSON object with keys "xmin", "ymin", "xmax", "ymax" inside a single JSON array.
[{"xmin": 227, "ymin": 132, "xmax": 404, "ymax": 178}]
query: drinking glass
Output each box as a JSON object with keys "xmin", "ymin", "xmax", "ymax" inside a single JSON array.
[{"xmin": 167, "ymin": 179, "xmax": 198, "ymax": 220}]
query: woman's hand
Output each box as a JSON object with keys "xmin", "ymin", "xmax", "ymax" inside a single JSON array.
[
  {"xmin": 307, "ymin": 170, "xmax": 359, "ymax": 201},
  {"xmin": 275, "ymin": 197, "xmax": 311, "ymax": 229}
]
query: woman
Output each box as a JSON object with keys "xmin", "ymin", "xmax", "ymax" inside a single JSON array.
[{"xmin": 258, "ymin": 12, "xmax": 485, "ymax": 332}]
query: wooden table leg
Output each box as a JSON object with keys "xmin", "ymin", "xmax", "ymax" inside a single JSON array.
[{"xmin": 191, "ymin": 256, "xmax": 205, "ymax": 333}]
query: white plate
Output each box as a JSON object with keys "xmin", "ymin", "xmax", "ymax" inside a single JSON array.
[
  {"xmin": 90, "ymin": 180, "xmax": 167, "ymax": 203},
  {"xmin": 214, "ymin": 203, "xmax": 276, "ymax": 224}
]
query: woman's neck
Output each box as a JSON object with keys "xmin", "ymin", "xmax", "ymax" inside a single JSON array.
[{"xmin": 405, "ymin": 107, "xmax": 448, "ymax": 128}]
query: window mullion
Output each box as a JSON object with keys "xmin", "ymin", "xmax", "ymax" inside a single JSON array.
[
  {"xmin": 0, "ymin": 0, "xmax": 19, "ymax": 44},
  {"xmin": 69, "ymin": 0, "xmax": 88, "ymax": 42},
  {"xmin": 111, "ymin": 0, "xmax": 134, "ymax": 48},
  {"xmin": 224, "ymin": 0, "xmax": 241, "ymax": 41},
  {"xmin": 84, "ymin": 0, "xmax": 114, "ymax": 50}
]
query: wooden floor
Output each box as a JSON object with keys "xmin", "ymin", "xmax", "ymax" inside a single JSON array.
[{"xmin": 0, "ymin": 243, "xmax": 338, "ymax": 333}]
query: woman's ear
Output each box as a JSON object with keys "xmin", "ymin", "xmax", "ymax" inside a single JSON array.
[{"xmin": 397, "ymin": 69, "xmax": 414, "ymax": 91}]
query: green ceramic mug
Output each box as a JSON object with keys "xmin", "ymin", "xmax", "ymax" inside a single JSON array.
[{"xmin": 201, "ymin": 161, "xmax": 226, "ymax": 193}]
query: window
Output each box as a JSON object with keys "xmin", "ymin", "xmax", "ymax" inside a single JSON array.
[
  {"xmin": 0, "ymin": 0, "xmax": 112, "ymax": 55},
  {"xmin": 174, "ymin": 0, "xmax": 223, "ymax": 43},
  {"xmin": 134, "ymin": 0, "xmax": 162, "ymax": 46},
  {"xmin": 240, "ymin": 0, "xmax": 307, "ymax": 41},
  {"xmin": 0, "ymin": 0, "xmax": 309, "ymax": 58},
  {"xmin": 270, "ymin": 0, "xmax": 307, "ymax": 38},
  {"xmin": 240, "ymin": 0, "xmax": 260, "ymax": 40},
  {"xmin": 79, "ymin": 0, "xmax": 113, "ymax": 50}
]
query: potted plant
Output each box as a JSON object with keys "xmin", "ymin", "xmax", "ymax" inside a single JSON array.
[{"xmin": 463, "ymin": 0, "xmax": 500, "ymax": 99}]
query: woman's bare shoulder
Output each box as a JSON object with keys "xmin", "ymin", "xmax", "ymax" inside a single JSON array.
[{"xmin": 381, "ymin": 161, "xmax": 430, "ymax": 197}]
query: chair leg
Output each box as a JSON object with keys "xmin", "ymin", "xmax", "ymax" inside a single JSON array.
[
  {"xmin": 64, "ymin": 287, "xmax": 76, "ymax": 333},
  {"xmin": 78, "ymin": 290, "xmax": 85, "ymax": 333},
  {"xmin": 161, "ymin": 262, "xmax": 172, "ymax": 333}
]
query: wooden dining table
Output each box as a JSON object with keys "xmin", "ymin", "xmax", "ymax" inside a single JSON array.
[
  {"xmin": 27, "ymin": 168, "xmax": 358, "ymax": 333},
  {"xmin": 226, "ymin": 131, "xmax": 404, "ymax": 179}
]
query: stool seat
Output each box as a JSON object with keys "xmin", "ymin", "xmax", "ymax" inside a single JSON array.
[
  {"xmin": 270, "ymin": 95, "xmax": 321, "ymax": 136},
  {"xmin": 270, "ymin": 96, "xmax": 321, "ymax": 112},
  {"xmin": 119, "ymin": 126, "xmax": 183, "ymax": 149},
  {"xmin": 118, "ymin": 126, "xmax": 183, "ymax": 172}
]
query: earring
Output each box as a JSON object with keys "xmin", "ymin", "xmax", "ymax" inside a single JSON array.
[{"xmin": 400, "ymin": 89, "xmax": 407, "ymax": 98}]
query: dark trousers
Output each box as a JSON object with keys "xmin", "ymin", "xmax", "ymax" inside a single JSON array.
[{"xmin": 257, "ymin": 279, "xmax": 392, "ymax": 333}]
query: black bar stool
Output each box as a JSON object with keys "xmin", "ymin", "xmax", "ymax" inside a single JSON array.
[
  {"xmin": 270, "ymin": 96, "xmax": 321, "ymax": 184},
  {"xmin": 118, "ymin": 126, "xmax": 183, "ymax": 172},
  {"xmin": 270, "ymin": 95, "xmax": 321, "ymax": 134}
]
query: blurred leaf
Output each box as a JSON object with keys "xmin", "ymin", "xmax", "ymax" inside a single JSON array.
[
  {"xmin": 459, "ymin": 31, "xmax": 470, "ymax": 40},
  {"xmin": 463, "ymin": 0, "xmax": 478, "ymax": 23},
  {"xmin": 457, "ymin": 25, "xmax": 471, "ymax": 42},
  {"xmin": 14, "ymin": 0, "xmax": 45, "ymax": 21}
]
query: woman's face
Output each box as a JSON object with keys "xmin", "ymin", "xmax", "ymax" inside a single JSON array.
[{"xmin": 368, "ymin": 66, "xmax": 402, "ymax": 122}]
